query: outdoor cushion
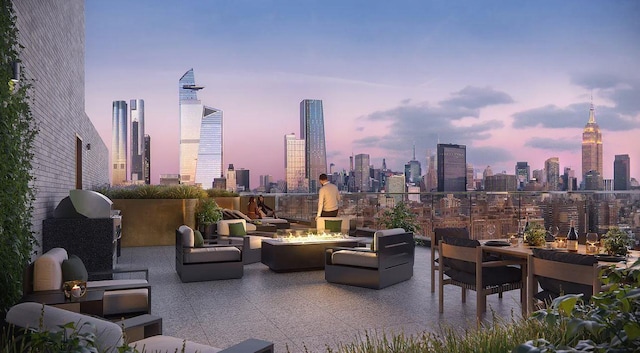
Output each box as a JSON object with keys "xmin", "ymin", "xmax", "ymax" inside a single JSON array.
[
  {"xmin": 133, "ymin": 335, "xmax": 221, "ymax": 353},
  {"xmin": 371, "ymin": 228, "xmax": 406, "ymax": 251},
  {"xmin": 332, "ymin": 250, "xmax": 378, "ymax": 268},
  {"xmin": 179, "ymin": 225, "xmax": 194, "ymax": 247},
  {"xmin": 194, "ymin": 230, "xmax": 204, "ymax": 247},
  {"xmin": 532, "ymin": 248, "xmax": 598, "ymax": 301},
  {"xmin": 444, "ymin": 265, "xmax": 522, "ymax": 287},
  {"xmin": 228, "ymin": 222, "xmax": 247, "ymax": 236},
  {"xmin": 33, "ymin": 247, "xmax": 68, "ymax": 291},
  {"xmin": 183, "ymin": 247, "xmax": 241, "ymax": 264},
  {"xmin": 61, "ymin": 254, "xmax": 88, "ymax": 282},
  {"xmin": 325, "ymin": 219, "xmax": 342, "ymax": 232}
]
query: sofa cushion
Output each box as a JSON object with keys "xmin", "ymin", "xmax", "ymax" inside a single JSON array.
[
  {"xmin": 194, "ymin": 230, "xmax": 204, "ymax": 247},
  {"xmin": 34, "ymin": 247, "xmax": 68, "ymax": 291},
  {"xmin": 62, "ymin": 255, "xmax": 88, "ymax": 282},
  {"xmin": 532, "ymin": 248, "xmax": 598, "ymax": 301},
  {"xmin": 179, "ymin": 225, "xmax": 194, "ymax": 247},
  {"xmin": 332, "ymin": 250, "xmax": 378, "ymax": 268},
  {"xmin": 7, "ymin": 302, "xmax": 124, "ymax": 352},
  {"xmin": 133, "ymin": 335, "xmax": 221, "ymax": 353},
  {"xmin": 444, "ymin": 265, "xmax": 522, "ymax": 287},
  {"xmin": 87, "ymin": 279, "xmax": 149, "ymax": 316},
  {"xmin": 183, "ymin": 247, "xmax": 241, "ymax": 264},
  {"xmin": 372, "ymin": 228, "xmax": 406, "ymax": 251},
  {"xmin": 228, "ymin": 222, "xmax": 246, "ymax": 236},
  {"xmin": 325, "ymin": 220, "xmax": 342, "ymax": 233}
]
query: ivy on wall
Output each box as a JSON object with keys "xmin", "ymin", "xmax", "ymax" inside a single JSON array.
[{"xmin": 0, "ymin": 0, "xmax": 38, "ymax": 318}]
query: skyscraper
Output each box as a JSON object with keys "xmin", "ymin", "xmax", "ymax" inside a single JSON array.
[
  {"xmin": 143, "ymin": 135, "xmax": 151, "ymax": 185},
  {"xmin": 355, "ymin": 153, "xmax": 370, "ymax": 192},
  {"xmin": 300, "ymin": 99, "xmax": 327, "ymax": 191},
  {"xmin": 515, "ymin": 162, "xmax": 530, "ymax": 190},
  {"xmin": 236, "ymin": 169, "xmax": 250, "ymax": 192},
  {"xmin": 545, "ymin": 157, "xmax": 560, "ymax": 191},
  {"xmin": 226, "ymin": 164, "xmax": 236, "ymax": 192},
  {"xmin": 130, "ymin": 99, "xmax": 145, "ymax": 182},
  {"xmin": 437, "ymin": 144, "xmax": 466, "ymax": 192},
  {"xmin": 386, "ymin": 174, "xmax": 406, "ymax": 204},
  {"xmin": 405, "ymin": 144, "xmax": 422, "ymax": 184},
  {"xmin": 285, "ymin": 133, "xmax": 307, "ymax": 193},
  {"xmin": 582, "ymin": 102, "xmax": 603, "ymax": 185},
  {"xmin": 111, "ymin": 100, "xmax": 127, "ymax": 185},
  {"xmin": 614, "ymin": 154, "xmax": 630, "ymax": 190},
  {"xmin": 179, "ymin": 69, "xmax": 223, "ymax": 186}
]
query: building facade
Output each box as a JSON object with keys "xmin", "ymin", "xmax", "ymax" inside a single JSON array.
[
  {"xmin": 300, "ymin": 99, "xmax": 327, "ymax": 192},
  {"xmin": 143, "ymin": 134, "xmax": 150, "ymax": 184},
  {"xmin": 13, "ymin": 0, "xmax": 109, "ymax": 251},
  {"xmin": 386, "ymin": 174, "xmax": 406, "ymax": 204},
  {"xmin": 355, "ymin": 153, "xmax": 371, "ymax": 192},
  {"xmin": 111, "ymin": 100, "xmax": 128, "ymax": 185},
  {"xmin": 284, "ymin": 133, "xmax": 307, "ymax": 193},
  {"xmin": 179, "ymin": 69, "xmax": 223, "ymax": 186},
  {"xmin": 437, "ymin": 143, "xmax": 467, "ymax": 192},
  {"xmin": 130, "ymin": 99, "xmax": 145, "ymax": 182},
  {"xmin": 614, "ymin": 154, "xmax": 630, "ymax": 190},
  {"xmin": 236, "ymin": 169, "xmax": 250, "ymax": 192},
  {"xmin": 515, "ymin": 161, "xmax": 530, "ymax": 190},
  {"xmin": 545, "ymin": 157, "xmax": 560, "ymax": 191},
  {"xmin": 582, "ymin": 102, "xmax": 603, "ymax": 185}
]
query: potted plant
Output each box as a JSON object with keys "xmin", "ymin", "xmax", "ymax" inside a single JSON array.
[
  {"xmin": 601, "ymin": 227, "xmax": 633, "ymax": 256},
  {"xmin": 378, "ymin": 202, "xmax": 420, "ymax": 233},
  {"xmin": 196, "ymin": 198, "xmax": 223, "ymax": 238},
  {"xmin": 524, "ymin": 223, "xmax": 546, "ymax": 247}
]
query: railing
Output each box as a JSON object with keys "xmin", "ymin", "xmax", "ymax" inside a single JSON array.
[{"xmin": 261, "ymin": 191, "xmax": 640, "ymax": 242}]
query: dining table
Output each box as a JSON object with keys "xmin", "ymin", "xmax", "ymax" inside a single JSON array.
[{"xmin": 479, "ymin": 239, "xmax": 639, "ymax": 315}]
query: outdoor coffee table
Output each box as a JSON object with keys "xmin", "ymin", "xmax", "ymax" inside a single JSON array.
[{"xmin": 261, "ymin": 237, "xmax": 360, "ymax": 272}]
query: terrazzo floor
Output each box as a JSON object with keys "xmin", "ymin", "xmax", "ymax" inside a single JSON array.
[{"xmin": 117, "ymin": 245, "xmax": 525, "ymax": 353}]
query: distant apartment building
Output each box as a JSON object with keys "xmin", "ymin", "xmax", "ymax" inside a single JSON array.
[
  {"xmin": 563, "ymin": 167, "xmax": 577, "ymax": 191},
  {"xmin": 425, "ymin": 153, "xmax": 437, "ymax": 191},
  {"xmin": 143, "ymin": 135, "xmax": 151, "ymax": 184},
  {"xmin": 160, "ymin": 174, "xmax": 180, "ymax": 185},
  {"xmin": 285, "ymin": 133, "xmax": 307, "ymax": 193},
  {"xmin": 614, "ymin": 154, "xmax": 630, "ymax": 190},
  {"xmin": 111, "ymin": 100, "xmax": 128, "ymax": 185},
  {"xmin": 437, "ymin": 143, "xmax": 466, "ymax": 192},
  {"xmin": 179, "ymin": 68, "xmax": 223, "ymax": 186},
  {"xmin": 404, "ymin": 145, "xmax": 422, "ymax": 184},
  {"xmin": 545, "ymin": 157, "xmax": 560, "ymax": 191},
  {"xmin": 226, "ymin": 164, "xmax": 236, "ymax": 192},
  {"xmin": 515, "ymin": 162, "xmax": 530, "ymax": 190},
  {"xmin": 466, "ymin": 164, "xmax": 475, "ymax": 191},
  {"xmin": 584, "ymin": 170, "xmax": 603, "ymax": 191},
  {"xmin": 386, "ymin": 174, "xmax": 406, "ymax": 204},
  {"xmin": 130, "ymin": 99, "xmax": 145, "ymax": 182},
  {"xmin": 355, "ymin": 153, "xmax": 371, "ymax": 192},
  {"xmin": 582, "ymin": 102, "xmax": 603, "ymax": 185},
  {"xmin": 14, "ymin": 0, "xmax": 110, "ymax": 250},
  {"xmin": 484, "ymin": 173, "xmax": 517, "ymax": 192},
  {"xmin": 300, "ymin": 99, "xmax": 327, "ymax": 191},
  {"xmin": 236, "ymin": 169, "xmax": 250, "ymax": 192}
]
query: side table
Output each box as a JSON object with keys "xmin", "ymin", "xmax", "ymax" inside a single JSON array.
[
  {"xmin": 118, "ymin": 314, "xmax": 163, "ymax": 342},
  {"xmin": 22, "ymin": 289, "xmax": 105, "ymax": 317}
]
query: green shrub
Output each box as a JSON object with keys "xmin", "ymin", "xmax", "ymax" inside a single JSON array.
[
  {"xmin": 378, "ymin": 202, "xmax": 420, "ymax": 233},
  {"xmin": 206, "ymin": 188, "xmax": 239, "ymax": 197},
  {"xmin": 196, "ymin": 198, "xmax": 222, "ymax": 225},
  {"xmin": 94, "ymin": 185, "xmax": 206, "ymax": 199}
]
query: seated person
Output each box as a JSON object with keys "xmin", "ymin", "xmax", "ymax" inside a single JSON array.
[
  {"xmin": 257, "ymin": 195, "xmax": 276, "ymax": 218},
  {"xmin": 247, "ymin": 196, "xmax": 261, "ymax": 219}
]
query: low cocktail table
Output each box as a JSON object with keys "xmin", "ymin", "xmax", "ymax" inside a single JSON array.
[{"xmin": 261, "ymin": 237, "xmax": 360, "ymax": 272}]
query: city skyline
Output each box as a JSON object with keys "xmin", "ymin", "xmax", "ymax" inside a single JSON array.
[{"xmin": 85, "ymin": 1, "xmax": 640, "ymax": 186}]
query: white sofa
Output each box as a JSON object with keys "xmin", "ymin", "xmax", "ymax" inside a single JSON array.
[
  {"xmin": 30, "ymin": 247, "xmax": 149, "ymax": 317},
  {"xmin": 6, "ymin": 302, "xmax": 273, "ymax": 353}
]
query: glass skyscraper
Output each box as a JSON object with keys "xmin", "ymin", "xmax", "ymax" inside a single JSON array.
[
  {"xmin": 179, "ymin": 69, "xmax": 223, "ymax": 186},
  {"xmin": 130, "ymin": 99, "xmax": 145, "ymax": 182},
  {"xmin": 355, "ymin": 153, "xmax": 370, "ymax": 192},
  {"xmin": 437, "ymin": 143, "xmax": 466, "ymax": 192},
  {"xmin": 111, "ymin": 100, "xmax": 127, "ymax": 185},
  {"xmin": 285, "ymin": 133, "xmax": 307, "ymax": 193},
  {"xmin": 300, "ymin": 99, "xmax": 327, "ymax": 192},
  {"xmin": 614, "ymin": 154, "xmax": 630, "ymax": 190}
]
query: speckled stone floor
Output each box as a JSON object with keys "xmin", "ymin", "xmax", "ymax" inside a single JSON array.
[{"xmin": 117, "ymin": 245, "xmax": 524, "ymax": 353}]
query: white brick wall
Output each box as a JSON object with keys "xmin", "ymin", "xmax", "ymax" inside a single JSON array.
[{"xmin": 13, "ymin": 0, "xmax": 109, "ymax": 254}]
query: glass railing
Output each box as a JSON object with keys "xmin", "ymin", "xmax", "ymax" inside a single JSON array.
[{"xmin": 261, "ymin": 191, "xmax": 640, "ymax": 243}]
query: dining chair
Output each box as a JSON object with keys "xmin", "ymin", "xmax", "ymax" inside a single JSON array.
[
  {"xmin": 431, "ymin": 228, "xmax": 469, "ymax": 292},
  {"xmin": 438, "ymin": 236, "xmax": 526, "ymax": 322},
  {"xmin": 527, "ymin": 248, "xmax": 601, "ymax": 313}
]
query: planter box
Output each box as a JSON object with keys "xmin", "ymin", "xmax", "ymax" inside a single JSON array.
[
  {"xmin": 212, "ymin": 197, "xmax": 240, "ymax": 210},
  {"xmin": 112, "ymin": 199, "xmax": 197, "ymax": 247}
]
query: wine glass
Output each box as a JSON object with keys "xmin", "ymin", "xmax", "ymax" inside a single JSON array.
[
  {"xmin": 486, "ymin": 224, "xmax": 496, "ymax": 239},
  {"xmin": 548, "ymin": 225, "xmax": 559, "ymax": 241},
  {"xmin": 586, "ymin": 232, "xmax": 598, "ymax": 254}
]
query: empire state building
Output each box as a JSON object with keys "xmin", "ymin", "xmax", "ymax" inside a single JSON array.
[{"xmin": 581, "ymin": 102, "xmax": 603, "ymax": 184}]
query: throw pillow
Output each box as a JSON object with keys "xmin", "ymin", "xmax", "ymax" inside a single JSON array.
[
  {"xmin": 62, "ymin": 255, "xmax": 88, "ymax": 282},
  {"xmin": 194, "ymin": 230, "xmax": 204, "ymax": 247},
  {"xmin": 325, "ymin": 220, "xmax": 342, "ymax": 233},
  {"xmin": 228, "ymin": 222, "xmax": 247, "ymax": 236}
]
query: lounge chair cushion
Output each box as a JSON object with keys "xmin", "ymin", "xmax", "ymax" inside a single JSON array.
[
  {"xmin": 183, "ymin": 247, "xmax": 241, "ymax": 264},
  {"xmin": 229, "ymin": 222, "xmax": 247, "ymax": 236},
  {"xmin": 34, "ymin": 247, "xmax": 68, "ymax": 291},
  {"xmin": 532, "ymin": 248, "xmax": 597, "ymax": 301},
  {"xmin": 133, "ymin": 335, "xmax": 221, "ymax": 353},
  {"xmin": 62, "ymin": 254, "xmax": 88, "ymax": 282},
  {"xmin": 371, "ymin": 228, "xmax": 405, "ymax": 251},
  {"xmin": 179, "ymin": 225, "xmax": 194, "ymax": 247},
  {"xmin": 332, "ymin": 250, "xmax": 378, "ymax": 269}
]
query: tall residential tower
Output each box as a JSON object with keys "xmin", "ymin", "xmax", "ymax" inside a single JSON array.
[
  {"xmin": 111, "ymin": 100, "xmax": 127, "ymax": 185},
  {"xmin": 130, "ymin": 99, "xmax": 145, "ymax": 182},
  {"xmin": 285, "ymin": 133, "xmax": 307, "ymax": 193},
  {"xmin": 437, "ymin": 143, "xmax": 467, "ymax": 192},
  {"xmin": 300, "ymin": 99, "xmax": 327, "ymax": 191}
]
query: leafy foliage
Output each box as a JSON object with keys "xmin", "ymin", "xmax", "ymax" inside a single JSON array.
[
  {"xmin": 524, "ymin": 224, "xmax": 547, "ymax": 247},
  {"xmin": 378, "ymin": 202, "xmax": 420, "ymax": 233},
  {"xmin": 0, "ymin": 0, "xmax": 38, "ymax": 317},
  {"xmin": 206, "ymin": 188, "xmax": 239, "ymax": 197},
  {"xmin": 94, "ymin": 184, "xmax": 207, "ymax": 199},
  {"xmin": 196, "ymin": 198, "xmax": 222, "ymax": 225},
  {"xmin": 601, "ymin": 226, "xmax": 633, "ymax": 256}
]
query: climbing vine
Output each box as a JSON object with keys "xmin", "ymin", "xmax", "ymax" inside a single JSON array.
[{"xmin": 0, "ymin": 0, "xmax": 38, "ymax": 318}]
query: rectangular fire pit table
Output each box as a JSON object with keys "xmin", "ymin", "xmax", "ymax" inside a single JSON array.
[{"xmin": 261, "ymin": 237, "xmax": 361, "ymax": 272}]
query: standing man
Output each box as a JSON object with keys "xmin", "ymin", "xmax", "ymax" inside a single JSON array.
[{"xmin": 316, "ymin": 173, "xmax": 340, "ymax": 219}]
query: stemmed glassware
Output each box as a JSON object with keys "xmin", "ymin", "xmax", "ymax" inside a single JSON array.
[
  {"xmin": 486, "ymin": 224, "xmax": 496, "ymax": 239},
  {"xmin": 586, "ymin": 232, "xmax": 599, "ymax": 254},
  {"xmin": 548, "ymin": 225, "xmax": 559, "ymax": 241}
]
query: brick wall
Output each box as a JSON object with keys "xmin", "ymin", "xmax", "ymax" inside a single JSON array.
[{"xmin": 13, "ymin": 0, "xmax": 109, "ymax": 254}]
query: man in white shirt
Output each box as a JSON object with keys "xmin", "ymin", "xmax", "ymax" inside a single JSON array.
[{"xmin": 316, "ymin": 173, "xmax": 340, "ymax": 219}]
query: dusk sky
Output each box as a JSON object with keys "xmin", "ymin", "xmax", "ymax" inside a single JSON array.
[{"xmin": 85, "ymin": 0, "xmax": 640, "ymax": 187}]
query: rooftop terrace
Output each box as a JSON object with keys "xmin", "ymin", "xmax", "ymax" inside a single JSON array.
[{"xmin": 119, "ymin": 244, "xmax": 523, "ymax": 353}]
